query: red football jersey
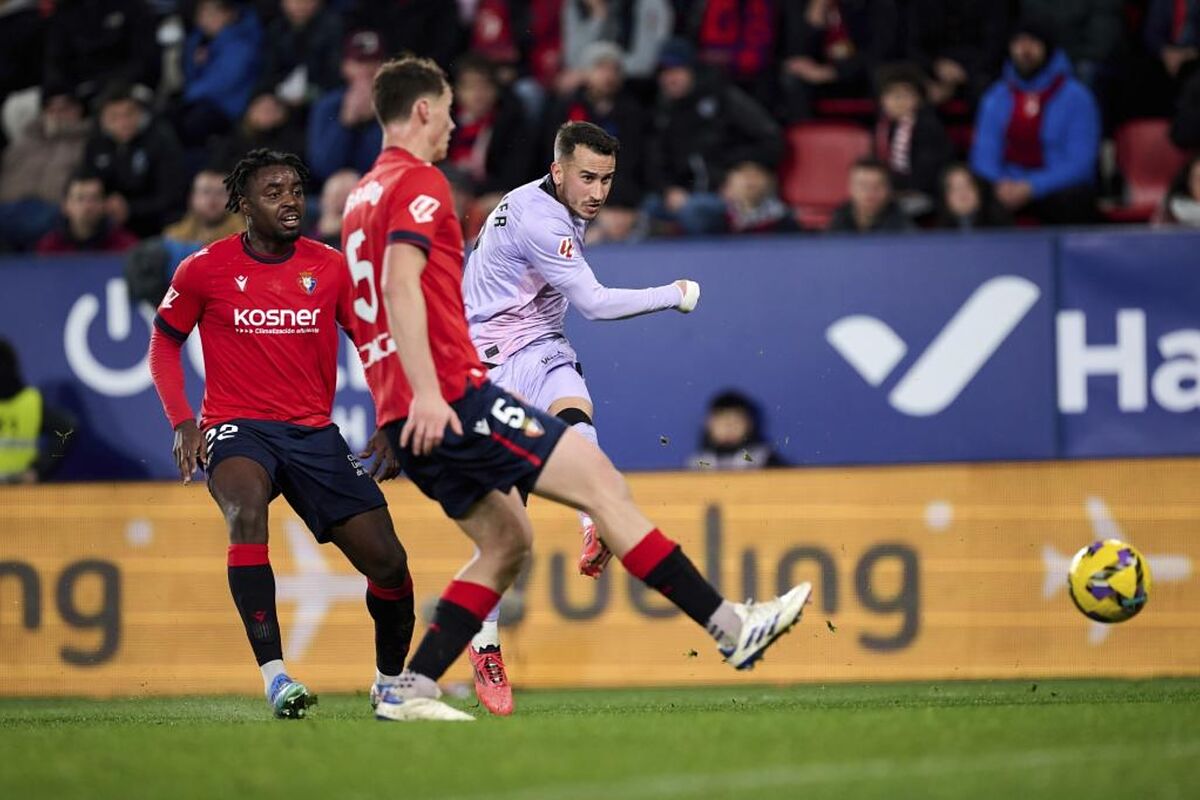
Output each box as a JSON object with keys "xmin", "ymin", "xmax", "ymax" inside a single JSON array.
[
  {"xmin": 341, "ymin": 146, "xmax": 485, "ymax": 426},
  {"xmin": 154, "ymin": 233, "xmax": 353, "ymax": 429}
]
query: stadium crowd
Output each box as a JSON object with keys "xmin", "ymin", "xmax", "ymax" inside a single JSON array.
[{"xmin": 3, "ymin": 0, "xmax": 1200, "ymax": 256}]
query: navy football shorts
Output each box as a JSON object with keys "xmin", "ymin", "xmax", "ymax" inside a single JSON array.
[
  {"xmin": 385, "ymin": 380, "xmax": 567, "ymax": 519},
  {"xmin": 204, "ymin": 418, "xmax": 387, "ymax": 541}
]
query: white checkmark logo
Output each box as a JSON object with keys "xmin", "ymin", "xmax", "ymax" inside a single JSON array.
[{"xmin": 826, "ymin": 276, "xmax": 1041, "ymax": 416}]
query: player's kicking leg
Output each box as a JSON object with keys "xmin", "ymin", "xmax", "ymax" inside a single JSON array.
[
  {"xmin": 325, "ymin": 507, "xmax": 416, "ymax": 711},
  {"xmin": 208, "ymin": 457, "xmax": 315, "ymax": 719},
  {"xmin": 531, "ymin": 427, "xmax": 812, "ymax": 670}
]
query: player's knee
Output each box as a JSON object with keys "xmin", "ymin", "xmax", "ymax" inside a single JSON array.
[
  {"xmin": 487, "ymin": 519, "xmax": 532, "ymax": 581},
  {"xmin": 496, "ymin": 541, "xmax": 531, "ymax": 586},
  {"xmin": 371, "ymin": 544, "xmax": 410, "ymax": 587},
  {"xmin": 226, "ymin": 502, "xmax": 268, "ymax": 544}
]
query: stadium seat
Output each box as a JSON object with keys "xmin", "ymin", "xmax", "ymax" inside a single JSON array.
[
  {"xmin": 1103, "ymin": 119, "xmax": 1191, "ymax": 223},
  {"xmin": 780, "ymin": 122, "xmax": 872, "ymax": 230}
]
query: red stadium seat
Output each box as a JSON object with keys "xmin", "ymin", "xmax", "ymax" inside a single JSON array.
[
  {"xmin": 779, "ymin": 122, "xmax": 872, "ymax": 230},
  {"xmin": 1103, "ymin": 119, "xmax": 1191, "ymax": 223}
]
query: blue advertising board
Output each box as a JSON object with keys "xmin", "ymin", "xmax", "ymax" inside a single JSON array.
[
  {"xmin": 1, "ymin": 228, "xmax": 1197, "ymax": 480},
  {"xmin": 1057, "ymin": 231, "xmax": 1200, "ymax": 458},
  {"xmin": 565, "ymin": 233, "xmax": 1057, "ymax": 468}
]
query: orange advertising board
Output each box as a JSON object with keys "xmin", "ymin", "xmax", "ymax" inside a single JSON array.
[{"xmin": 2, "ymin": 459, "xmax": 1198, "ymax": 696}]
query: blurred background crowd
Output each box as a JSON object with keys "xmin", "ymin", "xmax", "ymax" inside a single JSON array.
[{"xmin": 2, "ymin": 0, "xmax": 1200, "ymax": 259}]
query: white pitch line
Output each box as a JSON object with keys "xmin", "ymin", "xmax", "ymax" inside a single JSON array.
[{"xmin": 437, "ymin": 740, "xmax": 1200, "ymax": 800}]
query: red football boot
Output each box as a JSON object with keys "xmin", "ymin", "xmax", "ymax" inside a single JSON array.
[
  {"xmin": 468, "ymin": 645, "xmax": 513, "ymax": 716},
  {"xmin": 578, "ymin": 518, "xmax": 613, "ymax": 578}
]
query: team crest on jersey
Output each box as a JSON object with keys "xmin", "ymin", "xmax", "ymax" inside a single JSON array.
[
  {"xmin": 558, "ymin": 237, "xmax": 574, "ymax": 259},
  {"xmin": 297, "ymin": 271, "xmax": 317, "ymax": 294}
]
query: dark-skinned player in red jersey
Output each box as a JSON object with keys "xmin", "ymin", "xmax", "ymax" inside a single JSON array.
[
  {"xmin": 147, "ymin": 150, "xmax": 415, "ymax": 719},
  {"xmin": 341, "ymin": 58, "xmax": 813, "ymax": 722}
]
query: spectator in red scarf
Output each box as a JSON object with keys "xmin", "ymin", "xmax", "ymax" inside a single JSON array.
[
  {"xmin": 781, "ymin": 0, "xmax": 900, "ymax": 121},
  {"xmin": 448, "ymin": 54, "xmax": 533, "ymax": 216},
  {"xmin": 969, "ymin": 19, "xmax": 1100, "ymax": 225},
  {"xmin": 873, "ymin": 63, "xmax": 953, "ymax": 216}
]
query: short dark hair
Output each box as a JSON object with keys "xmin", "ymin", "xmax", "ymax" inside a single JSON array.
[
  {"xmin": 875, "ymin": 62, "xmax": 927, "ymax": 99},
  {"xmin": 851, "ymin": 157, "xmax": 890, "ymax": 180},
  {"xmin": 554, "ymin": 121, "xmax": 620, "ymax": 162},
  {"xmin": 64, "ymin": 170, "xmax": 103, "ymax": 198},
  {"xmin": 224, "ymin": 149, "xmax": 310, "ymax": 213},
  {"xmin": 94, "ymin": 82, "xmax": 142, "ymax": 113},
  {"xmin": 373, "ymin": 56, "xmax": 449, "ymax": 126},
  {"xmin": 454, "ymin": 53, "xmax": 499, "ymax": 86}
]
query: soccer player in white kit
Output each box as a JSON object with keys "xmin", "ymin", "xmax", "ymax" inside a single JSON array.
[{"xmin": 461, "ymin": 121, "xmax": 700, "ymax": 714}]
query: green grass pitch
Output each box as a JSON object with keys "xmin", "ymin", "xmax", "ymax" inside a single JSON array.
[{"xmin": 2, "ymin": 680, "xmax": 1197, "ymax": 799}]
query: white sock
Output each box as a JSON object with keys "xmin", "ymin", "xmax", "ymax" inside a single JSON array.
[
  {"xmin": 705, "ymin": 601, "xmax": 742, "ymax": 650},
  {"xmin": 376, "ymin": 669, "xmax": 401, "ymax": 686},
  {"xmin": 261, "ymin": 659, "xmax": 286, "ymax": 696},
  {"xmin": 471, "ymin": 618, "xmax": 500, "ymax": 651}
]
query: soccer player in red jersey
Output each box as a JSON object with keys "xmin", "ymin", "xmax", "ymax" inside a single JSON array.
[
  {"xmin": 148, "ymin": 150, "xmax": 415, "ymax": 719},
  {"xmin": 343, "ymin": 58, "xmax": 812, "ymax": 722}
]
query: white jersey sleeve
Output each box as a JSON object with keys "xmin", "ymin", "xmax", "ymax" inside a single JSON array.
[{"xmin": 520, "ymin": 217, "xmax": 682, "ymax": 321}]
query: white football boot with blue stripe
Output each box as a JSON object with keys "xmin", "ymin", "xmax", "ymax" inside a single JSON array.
[
  {"xmin": 373, "ymin": 671, "xmax": 474, "ymax": 722},
  {"xmin": 720, "ymin": 582, "xmax": 813, "ymax": 670},
  {"xmin": 267, "ymin": 674, "xmax": 316, "ymax": 719}
]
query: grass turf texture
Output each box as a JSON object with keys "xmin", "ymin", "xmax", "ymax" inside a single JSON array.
[{"xmin": 2, "ymin": 680, "xmax": 1197, "ymax": 799}]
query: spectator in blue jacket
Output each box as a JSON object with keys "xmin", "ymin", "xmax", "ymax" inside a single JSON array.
[
  {"xmin": 174, "ymin": 0, "xmax": 263, "ymax": 148},
  {"xmin": 306, "ymin": 30, "xmax": 385, "ymax": 184},
  {"xmin": 969, "ymin": 20, "xmax": 1100, "ymax": 225}
]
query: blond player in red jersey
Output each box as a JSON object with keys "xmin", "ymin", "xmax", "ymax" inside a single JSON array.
[{"xmin": 342, "ymin": 58, "xmax": 811, "ymax": 722}]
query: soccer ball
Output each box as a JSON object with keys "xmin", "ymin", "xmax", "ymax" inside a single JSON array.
[{"xmin": 1067, "ymin": 539, "xmax": 1152, "ymax": 623}]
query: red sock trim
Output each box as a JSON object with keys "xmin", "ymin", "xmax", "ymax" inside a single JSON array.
[
  {"xmin": 227, "ymin": 543, "xmax": 269, "ymax": 567},
  {"xmin": 441, "ymin": 580, "xmax": 501, "ymax": 621},
  {"xmin": 620, "ymin": 529, "xmax": 677, "ymax": 580},
  {"xmin": 367, "ymin": 573, "xmax": 414, "ymax": 601}
]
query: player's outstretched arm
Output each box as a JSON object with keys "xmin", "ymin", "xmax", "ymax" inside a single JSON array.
[
  {"xmin": 525, "ymin": 224, "xmax": 696, "ymax": 320},
  {"xmin": 380, "ymin": 243, "xmax": 463, "ymax": 456},
  {"xmin": 555, "ymin": 266, "xmax": 700, "ymax": 320}
]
